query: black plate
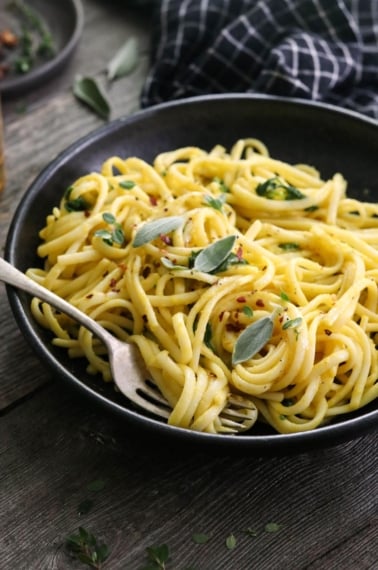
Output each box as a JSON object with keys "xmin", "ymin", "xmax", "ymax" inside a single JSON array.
[
  {"xmin": 0, "ymin": 0, "xmax": 83, "ymax": 97},
  {"xmin": 5, "ymin": 95, "xmax": 378, "ymax": 453}
]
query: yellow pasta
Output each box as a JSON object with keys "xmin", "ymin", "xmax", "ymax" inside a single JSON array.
[{"xmin": 27, "ymin": 139, "xmax": 378, "ymax": 434}]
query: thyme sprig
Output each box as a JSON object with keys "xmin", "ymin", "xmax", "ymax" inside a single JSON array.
[{"xmin": 66, "ymin": 527, "xmax": 109, "ymax": 569}]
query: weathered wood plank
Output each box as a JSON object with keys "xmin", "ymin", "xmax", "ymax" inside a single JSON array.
[
  {"xmin": 0, "ymin": 381, "xmax": 376, "ymax": 569},
  {"xmin": 0, "ymin": 0, "xmax": 151, "ymax": 408}
]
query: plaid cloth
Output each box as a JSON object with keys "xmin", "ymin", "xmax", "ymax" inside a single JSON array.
[{"xmin": 140, "ymin": 0, "xmax": 378, "ymax": 119}]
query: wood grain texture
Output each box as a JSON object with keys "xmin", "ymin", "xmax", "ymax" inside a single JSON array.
[
  {"xmin": 0, "ymin": 0, "xmax": 151, "ymax": 409},
  {"xmin": 0, "ymin": 2, "xmax": 377, "ymax": 569},
  {"xmin": 0, "ymin": 381, "xmax": 377, "ymax": 570}
]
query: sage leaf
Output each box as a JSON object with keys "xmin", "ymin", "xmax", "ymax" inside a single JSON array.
[
  {"xmin": 282, "ymin": 317, "xmax": 302, "ymax": 330},
  {"xmin": 232, "ymin": 315, "xmax": 274, "ymax": 365},
  {"xmin": 226, "ymin": 534, "xmax": 237, "ymax": 550},
  {"xmin": 193, "ymin": 235, "xmax": 237, "ymax": 273},
  {"xmin": 107, "ymin": 37, "xmax": 139, "ymax": 81},
  {"xmin": 161, "ymin": 257, "xmax": 186, "ymax": 270},
  {"xmin": 133, "ymin": 216, "xmax": 184, "ymax": 247},
  {"xmin": 73, "ymin": 76, "xmax": 111, "ymax": 120}
]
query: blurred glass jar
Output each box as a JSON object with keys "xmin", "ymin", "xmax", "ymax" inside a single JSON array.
[{"xmin": 0, "ymin": 97, "xmax": 4, "ymax": 192}]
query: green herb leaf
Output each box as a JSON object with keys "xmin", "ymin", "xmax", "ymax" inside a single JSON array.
[
  {"xmin": 193, "ymin": 235, "xmax": 237, "ymax": 273},
  {"xmin": 73, "ymin": 76, "xmax": 111, "ymax": 120},
  {"xmin": 119, "ymin": 180, "xmax": 136, "ymax": 189},
  {"xmin": 256, "ymin": 177, "xmax": 304, "ymax": 200},
  {"xmin": 264, "ymin": 522, "xmax": 282, "ymax": 533},
  {"xmin": 161, "ymin": 257, "xmax": 187, "ymax": 270},
  {"xmin": 66, "ymin": 527, "xmax": 109, "ymax": 569},
  {"xmin": 278, "ymin": 242, "xmax": 300, "ymax": 251},
  {"xmin": 65, "ymin": 196, "xmax": 89, "ymax": 212},
  {"xmin": 87, "ymin": 479, "xmax": 106, "ymax": 492},
  {"xmin": 78, "ymin": 499, "xmax": 94, "ymax": 515},
  {"xmin": 232, "ymin": 315, "xmax": 274, "ymax": 365},
  {"xmin": 280, "ymin": 291, "xmax": 290, "ymax": 302},
  {"xmin": 242, "ymin": 306, "xmax": 254, "ymax": 318},
  {"xmin": 204, "ymin": 194, "xmax": 227, "ymax": 211},
  {"xmin": 107, "ymin": 37, "xmax": 139, "ymax": 81},
  {"xmin": 94, "ymin": 229, "xmax": 113, "ymax": 245},
  {"xmin": 133, "ymin": 216, "xmax": 184, "ymax": 247},
  {"xmin": 192, "ymin": 533, "xmax": 210, "ymax": 544},
  {"xmin": 243, "ymin": 527, "xmax": 258, "ymax": 537},
  {"xmin": 304, "ymin": 205, "xmax": 319, "ymax": 212},
  {"xmin": 226, "ymin": 534, "xmax": 237, "ymax": 550},
  {"xmin": 282, "ymin": 317, "xmax": 302, "ymax": 330},
  {"xmin": 145, "ymin": 544, "xmax": 169, "ymax": 569},
  {"xmin": 102, "ymin": 212, "xmax": 116, "ymax": 224}
]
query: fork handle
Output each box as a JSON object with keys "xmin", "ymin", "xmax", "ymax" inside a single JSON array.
[{"xmin": 0, "ymin": 257, "xmax": 115, "ymax": 348}]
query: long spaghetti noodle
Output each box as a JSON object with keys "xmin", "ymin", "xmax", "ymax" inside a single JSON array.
[{"xmin": 27, "ymin": 139, "xmax": 378, "ymax": 434}]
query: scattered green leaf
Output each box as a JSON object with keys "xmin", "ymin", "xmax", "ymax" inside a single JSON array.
[
  {"xmin": 78, "ymin": 499, "xmax": 94, "ymax": 516},
  {"xmin": 160, "ymin": 257, "xmax": 187, "ymax": 270},
  {"xmin": 204, "ymin": 193, "xmax": 227, "ymax": 211},
  {"xmin": 243, "ymin": 527, "xmax": 258, "ymax": 537},
  {"xmin": 282, "ymin": 317, "xmax": 302, "ymax": 330},
  {"xmin": 133, "ymin": 216, "xmax": 184, "ymax": 247},
  {"xmin": 192, "ymin": 235, "xmax": 237, "ymax": 274},
  {"xmin": 192, "ymin": 533, "xmax": 210, "ymax": 544},
  {"xmin": 232, "ymin": 315, "xmax": 274, "ymax": 365},
  {"xmin": 87, "ymin": 479, "xmax": 106, "ymax": 492},
  {"xmin": 264, "ymin": 522, "xmax": 282, "ymax": 533},
  {"xmin": 65, "ymin": 196, "xmax": 89, "ymax": 212},
  {"xmin": 242, "ymin": 306, "xmax": 254, "ymax": 318},
  {"xmin": 143, "ymin": 544, "xmax": 169, "ymax": 569},
  {"xmin": 107, "ymin": 37, "xmax": 139, "ymax": 81},
  {"xmin": 66, "ymin": 527, "xmax": 109, "ymax": 569},
  {"xmin": 278, "ymin": 242, "xmax": 300, "ymax": 251},
  {"xmin": 280, "ymin": 291, "xmax": 290, "ymax": 302},
  {"xmin": 73, "ymin": 76, "xmax": 111, "ymax": 120},
  {"xmin": 256, "ymin": 177, "xmax": 305, "ymax": 200},
  {"xmin": 119, "ymin": 180, "xmax": 136, "ymax": 189},
  {"xmin": 225, "ymin": 534, "xmax": 237, "ymax": 550}
]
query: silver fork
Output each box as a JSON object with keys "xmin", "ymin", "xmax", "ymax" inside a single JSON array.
[{"xmin": 0, "ymin": 257, "xmax": 257, "ymax": 433}]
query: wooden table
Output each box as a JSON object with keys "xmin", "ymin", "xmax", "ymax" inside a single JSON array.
[{"xmin": 1, "ymin": 1, "xmax": 377, "ymax": 568}]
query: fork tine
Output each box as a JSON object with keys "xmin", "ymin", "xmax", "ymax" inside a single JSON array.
[{"xmin": 219, "ymin": 394, "xmax": 258, "ymax": 433}]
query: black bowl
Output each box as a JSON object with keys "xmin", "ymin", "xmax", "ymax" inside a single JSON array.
[
  {"xmin": 5, "ymin": 94, "xmax": 378, "ymax": 453},
  {"xmin": 0, "ymin": 0, "xmax": 83, "ymax": 97}
]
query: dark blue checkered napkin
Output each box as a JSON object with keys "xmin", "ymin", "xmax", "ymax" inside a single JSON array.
[{"xmin": 140, "ymin": 0, "xmax": 378, "ymax": 119}]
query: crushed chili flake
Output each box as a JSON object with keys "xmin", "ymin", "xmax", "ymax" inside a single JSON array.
[
  {"xmin": 142, "ymin": 266, "xmax": 151, "ymax": 278},
  {"xmin": 219, "ymin": 311, "xmax": 225, "ymax": 322},
  {"xmin": 149, "ymin": 195, "xmax": 158, "ymax": 206},
  {"xmin": 226, "ymin": 322, "xmax": 244, "ymax": 332},
  {"xmin": 86, "ymin": 294, "xmax": 93, "ymax": 299},
  {"xmin": 236, "ymin": 246, "xmax": 243, "ymax": 260},
  {"xmin": 84, "ymin": 210, "xmax": 91, "ymax": 217},
  {"xmin": 325, "ymin": 329, "xmax": 332, "ymax": 336},
  {"xmin": 160, "ymin": 234, "xmax": 172, "ymax": 246},
  {"xmin": 110, "ymin": 278, "xmax": 117, "ymax": 288},
  {"xmin": 236, "ymin": 296, "xmax": 246, "ymax": 303},
  {"xmin": 256, "ymin": 299, "xmax": 265, "ymax": 307}
]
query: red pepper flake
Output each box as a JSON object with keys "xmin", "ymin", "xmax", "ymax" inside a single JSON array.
[
  {"xmin": 84, "ymin": 210, "xmax": 91, "ymax": 218},
  {"xmin": 236, "ymin": 246, "xmax": 243, "ymax": 260},
  {"xmin": 219, "ymin": 311, "xmax": 225, "ymax": 322},
  {"xmin": 86, "ymin": 294, "xmax": 93, "ymax": 299},
  {"xmin": 325, "ymin": 329, "xmax": 332, "ymax": 336},
  {"xmin": 226, "ymin": 322, "xmax": 244, "ymax": 332},
  {"xmin": 110, "ymin": 278, "xmax": 117, "ymax": 288},
  {"xmin": 256, "ymin": 299, "xmax": 265, "ymax": 307},
  {"xmin": 149, "ymin": 195, "xmax": 158, "ymax": 206},
  {"xmin": 160, "ymin": 234, "xmax": 172, "ymax": 246},
  {"xmin": 236, "ymin": 296, "xmax": 246, "ymax": 303},
  {"xmin": 142, "ymin": 266, "xmax": 151, "ymax": 278}
]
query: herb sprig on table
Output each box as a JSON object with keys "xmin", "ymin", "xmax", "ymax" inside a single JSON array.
[{"xmin": 6, "ymin": 0, "xmax": 56, "ymax": 75}]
